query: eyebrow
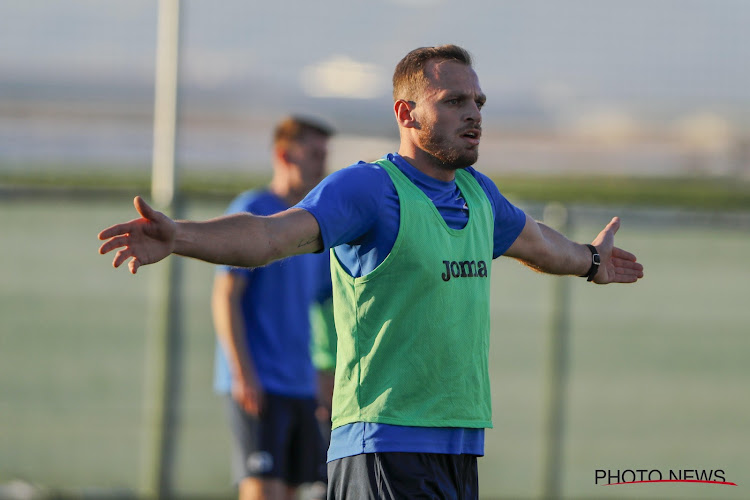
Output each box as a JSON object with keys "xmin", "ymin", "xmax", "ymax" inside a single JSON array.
[{"xmin": 443, "ymin": 91, "xmax": 487, "ymax": 103}]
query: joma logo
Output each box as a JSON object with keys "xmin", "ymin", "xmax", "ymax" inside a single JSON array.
[{"xmin": 441, "ymin": 260, "xmax": 488, "ymax": 282}]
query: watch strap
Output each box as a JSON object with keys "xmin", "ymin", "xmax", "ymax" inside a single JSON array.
[{"xmin": 582, "ymin": 244, "xmax": 600, "ymax": 282}]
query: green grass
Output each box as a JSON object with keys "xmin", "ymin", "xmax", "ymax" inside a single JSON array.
[
  {"xmin": 1, "ymin": 197, "xmax": 749, "ymax": 499},
  {"xmin": 0, "ymin": 166, "xmax": 268, "ymax": 200},
  {"xmin": 2, "ymin": 165, "xmax": 750, "ymax": 210},
  {"xmin": 494, "ymin": 174, "xmax": 750, "ymax": 211}
]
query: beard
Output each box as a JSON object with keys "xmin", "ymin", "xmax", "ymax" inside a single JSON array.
[{"xmin": 418, "ymin": 123, "xmax": 479, "ymax": 171}]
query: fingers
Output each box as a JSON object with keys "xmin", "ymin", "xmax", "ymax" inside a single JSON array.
[
  {"xmin": 612, "ymin": 272, "xmax": 640, "ymax": 283},
  {"xmin": 241, "ymin": 395, "xmax": 261, "ymax": 416},
  {"xmin": 97, "ymin": 196, "xmax": 153, "ymax": 242},
  {"xmin": 613, "ymin": 265, "xmax": 644, "ymax": 280},
  {"xmin": 614, "ymin": 264, "xmax": 644, "ymax": 282},
  {"xmin": 134, "ymin": 196, "xmax": 157, "ymax": 221},
  {"xmin": 596, "ymin": 266, "xmax": 642, "ymax": 284},
  {"xmin": 100, "ymin": 233, "xmax": 144, "ymax": 274},
  {"xmin": 591, "ymin": 217, "xmax": 645, "ymax": 284},
  {"xmin": 232, "ymin": 383, "xmax": 263, "ymax": 415},
  {"xmin": 592, "ymin": 217, "xmax": 621, "ymax": 250},
  {"xmin": 250, "ymin": 398, "xmax": 264, "ymax": 416},
  {"xmin": 98, "ymin": 221, "xmax": 137, "ymax": 242},
  {"xmin": 610, "ymin": 245, "xmax": 644, "ymax": 277},
  {"xmin": 112, "ymin": 246, "xmax": 136, "ymax": 268},
  {"xmin": 609, "ymin": 256, "xmax": 645, "ymax": 283},
  {"xmin": 103, "ymin": 246, "xmax": 139, "ymax": 274},
  {"xmin": 99, "ymin": 235, "xmax": 131, "ymax": 255},
  {"xmin": 98, "ymin": 197, "xmax": 152, "ymax": 240},
  {"xmin": 611, "ymin": 246, "xmax": 638, "ymax": 263},
  {"xmin": 612, "ymin": 256, "xmax": 644, "ymax": 271},
  {"xmin": 98, "ymin": 196, "xmax": 164, "ymax": 275},
  {"xmin": 606, "ymin": 216, "xmax": 621, "ymax": 234}
]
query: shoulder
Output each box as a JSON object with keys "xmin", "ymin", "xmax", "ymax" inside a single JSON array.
[
  {"xmin": 329, "ymin": 161, "xmax": 392, "ymax": 185},
  {"xmin": 308, "ymin": 161, "xmax": 393, "ymax": 204},
  {"xmin": 227, "ymin": 189, "xmax": 260, "ymax": 210},
  {"xmin": 464, "ymin": 167, "xmax": 527, "ymax": 223},
  {"xmin": 296, "ymin": 161, "xmax": 395, "ymax": 250},
  {"xmin": 463, "ymin": 167, "xmax": 499, "ymax": 195},
  {"xmin": 462, "ymin": 167, "xmax": 505, "ymax": 211},
  {"xmin": 226, "ymin": 189, "xmax": 280, "ymax": 215}
]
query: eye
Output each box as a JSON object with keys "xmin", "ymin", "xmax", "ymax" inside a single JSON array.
[
  {"xmin": 446, "ymin": 98, "xmax": 459, "ymax": 105},
  {"xmin": 476, "ymin": 100, "xmax": 485, "ymax": 110}
]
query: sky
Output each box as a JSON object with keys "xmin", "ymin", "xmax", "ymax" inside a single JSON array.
[
  {"xmin": 1, "ymin": 0, "xmax": 748, "ymax": 170},
  {"xmin": 2, "ymin": 1, "xmax": 748, "ymax": 105}
]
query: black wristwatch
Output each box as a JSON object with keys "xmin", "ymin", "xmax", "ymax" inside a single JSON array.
[{"xmin": 581, "ymin": 244, "xmax": 600, "ymax": 282}]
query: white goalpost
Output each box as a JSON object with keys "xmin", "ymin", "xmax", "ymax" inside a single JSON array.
[{"xmin": 142, "ymin": 1, "xmax": 183, "ymax": 498}]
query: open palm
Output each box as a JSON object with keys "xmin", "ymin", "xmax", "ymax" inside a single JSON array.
[
  {"xmin": 590, "ymin": 217, "xmax": 644, "ymax": 284},
  {"xmin": 98, "ymin": 196, "xmax": 177, "ymax": 274}
]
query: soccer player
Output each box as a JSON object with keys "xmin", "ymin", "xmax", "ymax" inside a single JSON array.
[
  {"xmin": 99, "ymin": 45, "xmax": 644, "ymax": 499},
  {"xmin": 211, "ymin": 116, "xmax": 333, "ymax": 500}
]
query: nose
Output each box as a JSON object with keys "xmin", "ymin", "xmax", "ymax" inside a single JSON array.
[{"xmin": 466, "ymin": 102, "xmax": 481, "ymax": 124}]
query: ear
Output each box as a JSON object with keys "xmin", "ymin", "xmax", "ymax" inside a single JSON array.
[
  {"xmin": 274, "ymin": 145, "xmax": 290, "ymax": 165},
  {"xmin": 394, "ymin": 99, "xmax": 418, "ymax": 129}
]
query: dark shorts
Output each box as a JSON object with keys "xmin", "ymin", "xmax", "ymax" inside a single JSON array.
[
  {"xmin": 327, "ymin": 452, "xmax": 479, "ymax": 500},
  {"xmin": 225, "ymin": 392, "xmax": 326, "ymax": 486}
]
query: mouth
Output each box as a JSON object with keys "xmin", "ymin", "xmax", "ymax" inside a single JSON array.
[{"xmin": 461, "ymin": 129, "xmax": 481, "ymax": 146}]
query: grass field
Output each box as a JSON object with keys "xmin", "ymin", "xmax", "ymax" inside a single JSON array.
[
  {"xmin": 3, "ymin": 168, "xmax": 750, "ymax": 211},
  {"xmin": 1, "ymin": 195, "xmax": 748, "ymax": 499}
]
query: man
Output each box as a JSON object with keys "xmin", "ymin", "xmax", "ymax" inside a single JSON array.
[
  {"xmin": 211, "ymin": 116, "xmax": 333, "ymax": 500},
  {"xmin": 99, "ymin": 45, "xmax": 644, "ymax": 499},
  {"xmin": 309, "ymin": 252, "xmax": 336, "ymax": 447}
]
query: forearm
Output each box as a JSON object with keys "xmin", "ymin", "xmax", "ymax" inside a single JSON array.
[
  {"xmin": 532, "ymin": 222, "xmax": 591, "ymax": 275},
  {"xmin": 174, "ymin": 213, "xmax": 277, "ymax": 268},
  {"xmin": 99, "ymin": 198, "xmax": 321, "ymax": 275},
  {"xmin": 216, "ymin": 321, "xmax": 256, "ymax": 385},
  {"xmin": 505, "ymin": 214, "xmax": 642, "ymax": 284},
  {"xmin": 212, "ymin": 283, "xmax": 257, "ymax": 384},
  {"xmin": 506, "ymin": 216, "xmax": 591, "ymax": 276},
  {"xmin": 173, "ymin": 208, "xmax": 321, "ymax": 268}
]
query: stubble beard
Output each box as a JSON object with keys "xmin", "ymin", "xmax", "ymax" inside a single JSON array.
[{"xmin": 419, "ymin": 125, "xmax": 479, "ymax": 171}]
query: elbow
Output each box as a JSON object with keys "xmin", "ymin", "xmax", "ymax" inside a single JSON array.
[
  {"xmin": 256, "ymin": 234, "xmax": 285, "ymax": 267},
  {"xmin": 231, "ymin": 247, "xmax": 276, "ymax": 269},
  {"xmin": 230, "ymin": 220, "xmax": 282, "ymax": 268},
  {"xmin": 227, "ymin": 212, "xmax": 315, "ymax": 268}
]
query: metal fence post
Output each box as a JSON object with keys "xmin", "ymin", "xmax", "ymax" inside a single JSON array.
[
  {"xmin": 140, "ymin": 0, "xmax": 183, "ymax": 498},
  {"xmin": 541, "ymin": 202, "xmax": 572, "ymax": 500}
]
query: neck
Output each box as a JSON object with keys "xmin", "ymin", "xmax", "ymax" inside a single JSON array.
[
  {"xmin": 397, "ymin": 144, "xmax": 456, "ymax": 183},
  {"xmin": 268, "ymin": 177, "xmax": 304, "ymax": 206}
]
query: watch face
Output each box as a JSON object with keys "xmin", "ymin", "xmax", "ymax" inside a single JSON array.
[{"xmin": 593, "ymin": 254, "xmax": 601, "ymax": 265}]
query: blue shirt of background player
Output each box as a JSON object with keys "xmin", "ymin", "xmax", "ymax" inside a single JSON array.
[
  {"xmin": 295, "ymin": 153, "xmax": 527, "ymax": 461},
  {"xmin": 213, "ymin": 189, "xmax": 331, "ymax": 399}
]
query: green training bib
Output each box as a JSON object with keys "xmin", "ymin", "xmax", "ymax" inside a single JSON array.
[{"xmin": 331, "ymin": 159, "xmax": 495, "ymax": 429}]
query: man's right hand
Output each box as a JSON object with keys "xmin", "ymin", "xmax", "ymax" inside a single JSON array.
[
  {"xmin": 98, "ymin": 196, "xmax": 177, "ymax": 274},
  {"xmin": 233, "ymin": 377, "xmax": 265, "ymax": 416}
]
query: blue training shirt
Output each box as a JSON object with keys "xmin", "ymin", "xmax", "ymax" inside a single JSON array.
[
  {"xmin": 213, "ymin": 189, "xmax": 331, "ymax": 398},
  {"xmin": 295, "ymin": 153, "xmax": 527, "ymax": 461}
]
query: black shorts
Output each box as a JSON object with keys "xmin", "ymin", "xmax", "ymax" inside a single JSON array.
[
  {"xmin": 225, "ymin": 393, "xmax": 326, "ymax": 486},
  {"xmin": 327, "ymin": 452, "xmax": 479, "ymax": 500}
]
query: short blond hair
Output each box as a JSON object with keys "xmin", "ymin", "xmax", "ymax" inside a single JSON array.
[
  {"xmin": 273, "ymin": 116, "xmax": 334, "ymax": 151},
  {"xmin": 392, "ymin": 44, "xmax": 473, "ymax": 102}
]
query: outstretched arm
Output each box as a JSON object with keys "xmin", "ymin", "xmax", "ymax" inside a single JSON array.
[
  {"xmin": 98, "ymin": 196, "xmax": 322, "ymax": 274},
  {"xmin": 504, "ymin": 214, "xmax": 643, "ymax": 284}
]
